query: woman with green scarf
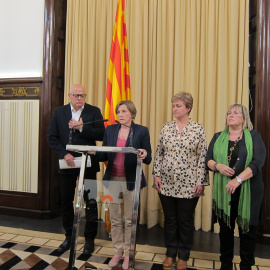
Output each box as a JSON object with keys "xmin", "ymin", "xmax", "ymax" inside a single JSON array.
[{"xmin": 206, "ymin": 104, "xmax": 266, "ymax": 270}]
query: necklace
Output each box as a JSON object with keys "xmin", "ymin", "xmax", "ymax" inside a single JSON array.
[{"xmin": 227, "ymin": 131, "xmax": 242, "ymax": 163}]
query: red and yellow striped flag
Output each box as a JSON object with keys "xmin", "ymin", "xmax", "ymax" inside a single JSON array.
[{"xmin": 104, "ymin": 0, "xmax": 131, "ymax": 127}]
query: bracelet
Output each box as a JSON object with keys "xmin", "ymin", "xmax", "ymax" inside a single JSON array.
[
  {"xmin": 213, "ymin": 162, "xmax": 218, "ymax": 171},
  {"xmin": 236, "ymin": 176, "xmax": 242, "ymax": 184}
]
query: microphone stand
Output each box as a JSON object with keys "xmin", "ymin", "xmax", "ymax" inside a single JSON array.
[
  {"xmin": 68, "ymin": 119, "xmax": 108, "ymax": 145},
  {"xmin": 68, "ymin": 129, "xmax": 73, "ymax": 144}
]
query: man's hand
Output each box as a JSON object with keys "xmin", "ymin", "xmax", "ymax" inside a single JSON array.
[
  {"xmin": 64, "ymin": 153, "xmax": 75, "ymax": 167},
  {"xmin": 69, "ymin": 117, "xmax": 83, "ymax": 130}
]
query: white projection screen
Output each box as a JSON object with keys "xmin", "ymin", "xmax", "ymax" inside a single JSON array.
[{"xmin": 0, "ymin": 0, "xmax": 45, "ymax": 79}]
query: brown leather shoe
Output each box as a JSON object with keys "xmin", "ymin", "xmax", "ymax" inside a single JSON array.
[
  {"xmin": 177, "ymin": 259, "xmax": 187, "ymax": 270},
  {"xmin": 163, "ymin": 257, "xmax": 175, "ymax": 269}
]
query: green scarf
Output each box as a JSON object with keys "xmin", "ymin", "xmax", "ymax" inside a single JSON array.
[{"xmin": 213, "ymin": 128, "xmax": 253, "ymax": 233}]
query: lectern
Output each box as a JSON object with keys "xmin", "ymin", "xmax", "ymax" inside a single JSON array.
[{"xmin": 65, "ymin": 145, "xmax": 142, "ymax": 270}]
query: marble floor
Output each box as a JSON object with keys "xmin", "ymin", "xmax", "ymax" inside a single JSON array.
[{"xmin": 0, "ymin": 215, "xmax": 270, "ymax": 270}]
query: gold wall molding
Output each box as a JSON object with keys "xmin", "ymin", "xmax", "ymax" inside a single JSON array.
[{"xmin": 0, "ymin": 87, "xmax": 40, "ymax": 97}]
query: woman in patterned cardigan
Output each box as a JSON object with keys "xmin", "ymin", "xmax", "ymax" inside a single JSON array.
[{"xmin": 152, "ymin": 92, "xmax": 208, "ymax": 270}]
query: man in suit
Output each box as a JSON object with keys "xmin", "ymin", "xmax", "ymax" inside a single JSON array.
[{"xmin": 47, "ymin": 84, "xmax": 105, "ymax": 254}]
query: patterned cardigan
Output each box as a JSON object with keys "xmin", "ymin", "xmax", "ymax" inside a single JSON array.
[{"xmin": 152, "ymin": 120, "xmax": 208, "ymax": 198}]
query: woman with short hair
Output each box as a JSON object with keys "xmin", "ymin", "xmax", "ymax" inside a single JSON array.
[
  {"xmin": 152, "ymin": 92, "xmax": 208, "ymax": 270},
  {"xmin": 98, "ymin": 100, "xmax": 152, "ymax": 269}
]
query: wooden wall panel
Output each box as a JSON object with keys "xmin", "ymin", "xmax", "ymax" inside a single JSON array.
[
  {"xmin": 256, "ymin": 0, "xmax": 270, "ymax": 243},
  {"xmin": 249, "ymin": 0, "xmax": 270, "ymax": 244},
  {"xmin": 39, "ymin": 0, "xmax": 67, "ymax": 217}
]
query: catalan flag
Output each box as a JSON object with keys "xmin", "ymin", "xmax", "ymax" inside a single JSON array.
[{"xmin": 104, "ymin": 0, "xmax": 131, "ymax": 127}]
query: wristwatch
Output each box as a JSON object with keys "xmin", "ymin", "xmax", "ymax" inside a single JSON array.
[{"xmin": 236, "ymin": 176, "xmax": 242, "ymax": 184}]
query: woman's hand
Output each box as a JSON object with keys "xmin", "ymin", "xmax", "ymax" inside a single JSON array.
[
  {"xmin": 137, "ymin": 148, "xmax": 147, "ymax": 160},
  {"xmin": 194, "ymin": 184, "xmax": 204, "ymax": 196},
  {"xmin": 226, "ymin": 178, "xmax": 240, "ymax": 194},
  {"xmin": 152, "ymin": 176, "xmax": 162, "ymax": 193},
  {"xmin": 216, "ymin": 163, "xmax": 235, "ymax": 177}
]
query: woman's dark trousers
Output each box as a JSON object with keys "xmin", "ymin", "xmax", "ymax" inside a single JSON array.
[
  {"xmin": 159, "ymin": 193, "xmax": 199, "ymax": 260},
  {"xmin": 218, "ymin": 199, "xmax": 256, "ymax": 270}
]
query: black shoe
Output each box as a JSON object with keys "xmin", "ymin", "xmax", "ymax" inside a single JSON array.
[
  {"xmin": 57, "ymin": 236, "xmax": 71, "ymax": 252},
  {"xmin": 83, "ymin": 239, "xmax": 94, "ymax": 254}
]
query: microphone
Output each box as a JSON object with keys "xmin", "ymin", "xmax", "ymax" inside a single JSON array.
[
  {"xmin": 68, "ymin": 119, "xmax": 108, "ymax": 144},
  {"xmin": 115, "ymin": 120, "xmax": 133, "ymax": 147}
]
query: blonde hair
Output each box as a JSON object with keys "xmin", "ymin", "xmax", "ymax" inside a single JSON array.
[
  {"xmin": 171, "ymin": 92, "xmax": 193, "ymax": 115},
  {"xmin": 225, "ymin": 104, "xmax": 253, "ymax": 130},
  {"xmin": 115, "ymin": 100, "xmax": 137, "ymax": 119}
]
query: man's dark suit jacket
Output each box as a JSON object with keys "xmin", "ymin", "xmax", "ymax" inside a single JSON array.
[
  {"xmin": 47, "ymin": 103, "xmax": 105, "ymax": 175},
  {"xmin": 98, "ymin": 121, "xmax": 152, "ymax": 190}
]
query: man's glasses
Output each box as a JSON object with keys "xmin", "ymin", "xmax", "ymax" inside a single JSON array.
[{"xmin": 70, "ymin": 93, "xmax": 87, "ymax": 99}]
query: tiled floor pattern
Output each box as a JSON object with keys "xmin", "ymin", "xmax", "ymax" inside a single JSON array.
[{"xmin": 0, "ymin": 226, "xmax": 269, "ymax": 270}]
